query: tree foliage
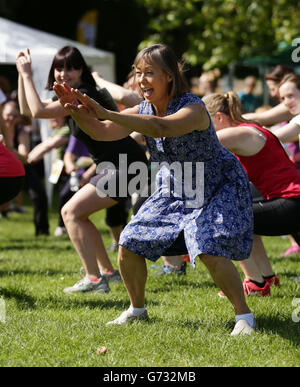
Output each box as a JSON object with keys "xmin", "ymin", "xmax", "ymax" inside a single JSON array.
[{"xmin": 137, "ymin": 0, "xmax": 300, "ymax": 70}]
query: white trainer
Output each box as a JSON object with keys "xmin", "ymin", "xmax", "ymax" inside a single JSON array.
[
  {"xmin": 230, "ymin": 319, "xmax": 255, "ymax": 336},
  {"xmin": 106, "ymin": 309, "xmax": 149, "ymax": 326}
]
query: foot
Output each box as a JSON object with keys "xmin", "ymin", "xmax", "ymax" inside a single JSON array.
[
  {"xmin": 219, "ymin": 279, "xmax": 270, "ymax": 298},
  {"xmin": 101, "ymin": 270, "xmax": 122, "ymax": 283},
  {"xmin": 106, "ymin": 309, "xmax": 149, "ymax": 326},
  {"xmin": 54, "ymin": 226, "xmax": 67, "ymax": 237},
  {"xmin": 243, "ymin": 279, "xmax": 270, "ymax": 296},
  {"xmin": 231, "ymin": 320, "xmax": 255, "ymax": 336},
  {"xmin": 64, "ymin": 275, "xmax": 110, "ymax": 294},
  {"xmin": 281, "ymin": 245, "xmax": 300, "ymax": 257},
  {"xmin": 107, "ymin": 242, "xmax": 119, "ymax": 253},
  {"xmin": 151, "ymin": 262, "xmax": 187, "ymax": 276},
  {"xmin": 264, "ymin": 275, "xmax": 280, "ymax": 287}
]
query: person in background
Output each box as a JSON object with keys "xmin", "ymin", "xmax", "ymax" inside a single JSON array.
[
  {"xmin": 16, "ymin": 46, "xmax": 147, "ymax": 294},
  {"xmin": 237, "ymin": 76, "xmax": 261, "ymax": 113},
  {"xmin": 245, "ymin": 65, "xmax": 299, "ymax": 257},
  {"xmin": 0, "ymin": 134, "xmax": 25, "ymax": 207},
  {"xmin": 204, "ymin": 91, "xmax": 300, "ymax": 296},
  {"xmin": 1, "ymin": 101, "xmax": 49, "ymax": 235}
]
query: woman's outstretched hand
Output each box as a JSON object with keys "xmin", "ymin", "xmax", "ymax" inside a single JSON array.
[
  {"xmin": 53, "ymin": 82, "xmax": 99, "ymax": 119},
  {"xmin": 72, "ymin": 88, "xmax": 109, "ymax": 120}
]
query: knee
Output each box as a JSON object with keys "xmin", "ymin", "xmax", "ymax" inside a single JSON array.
[
  {"xmin": 200, "ymin": 254, "xmax": 224, "ymax": 272},
  {"xmin": 118, "ymin": 246, "xmax": 139, "ymax": 267},
  {"xmin": 61, "ymin": 203, "xmax": 76, "ymax": 224}
]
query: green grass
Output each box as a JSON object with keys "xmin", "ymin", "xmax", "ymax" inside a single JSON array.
[{"xmin": 0, "ymin": 193, "xmax": 300, "ymax": 367}]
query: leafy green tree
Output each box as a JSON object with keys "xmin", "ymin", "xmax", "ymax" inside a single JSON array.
[{"xmin": 137, "ymin": 0, "xmax": 300, "ymax": 70}]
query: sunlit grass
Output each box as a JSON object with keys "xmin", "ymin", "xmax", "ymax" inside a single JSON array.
[{"xmin": 0, "ymin": 193, "xmax": 300, "ymax": 367}]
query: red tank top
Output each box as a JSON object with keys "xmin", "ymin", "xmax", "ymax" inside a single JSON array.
[
  {"xmin": 235, "ymin": 124, "xmax": 300, "ymax": 199},
  {"xmin": 0, "ymin": 143, "xmax": 25, "ymax": 178}
]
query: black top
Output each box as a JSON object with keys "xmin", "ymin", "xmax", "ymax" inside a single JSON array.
[{"xmin": 53, "ymin": 84, "xmax": 147, "ymax": 167}]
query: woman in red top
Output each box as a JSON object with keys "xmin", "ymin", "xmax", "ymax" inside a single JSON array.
[
  {"xmin": 0, "ymin": 136, "xmax": 25, "ymax": 205},
  {"xmin": 204, "ymin": 91, "xmax": 300, "ymax": 296}
]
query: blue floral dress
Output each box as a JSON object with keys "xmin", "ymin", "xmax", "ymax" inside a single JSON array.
[{"xmin": 119, "ymin": 93, "xmax": 253, "ymax": 267}]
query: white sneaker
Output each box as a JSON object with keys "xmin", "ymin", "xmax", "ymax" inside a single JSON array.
[
  {"xmin": 54, "ymin": 227, "xmax": 67, "ymax": 237},
  {"xmin": 106, "ymin": 309, "xmax": 149, "ymax": 326},
  {"xmin": 230, "ymin": 320, "xmax": 255, "ymax": 336},
  {"xmin": 64, "ymin": 275, "xmax": 110, "ymax": 294}
]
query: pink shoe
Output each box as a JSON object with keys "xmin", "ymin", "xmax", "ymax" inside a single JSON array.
[{"xmin": 281, "ymin": 245, "xmax": 300, "ymax": 257}]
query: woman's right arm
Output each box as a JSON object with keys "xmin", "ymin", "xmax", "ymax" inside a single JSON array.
[{"xmin": 92, "ymin": 72, "xmax": 143, "ymax": 107}]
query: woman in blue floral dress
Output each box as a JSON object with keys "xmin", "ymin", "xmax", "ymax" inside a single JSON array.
[{"xmin": 54, "ymin": 44, "xmax": 255, "ymax": 336}]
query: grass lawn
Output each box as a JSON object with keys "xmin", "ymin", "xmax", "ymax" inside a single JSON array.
[{"xmin": 0, "ymin": 193, "xmax": 300, "ymax": 367}]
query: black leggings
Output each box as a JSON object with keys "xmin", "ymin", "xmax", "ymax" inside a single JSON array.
[
  {"xmin": 0, "ymin": 176, "xmax": 25, "ymax": 205},
  {"xmin": 253, "ymin": 197, "xmax": 300, "ymax": 244}
]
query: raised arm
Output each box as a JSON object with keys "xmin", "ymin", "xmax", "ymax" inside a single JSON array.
[
  {"xmin": 92, "ymin": 72, "xmax": 143, "ymax": 107},
  {"xmin": 16, "ymin": 50, "xmax": 67, "ymax": 119}
]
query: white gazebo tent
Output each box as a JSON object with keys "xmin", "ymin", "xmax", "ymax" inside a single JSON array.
[{"xmin": 0, "ymin": 17, "xmax": 116, "ymax": 203}]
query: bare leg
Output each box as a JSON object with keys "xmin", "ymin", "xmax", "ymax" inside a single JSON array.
[
  {"xmin": 238, "ymin": 235, "xmax": 274, "ymax": 282},
  {"xmin": 118, "ymin": 246, "xmax": 147, "ymax": 308},
  {"xmin": 62, "ymin": 184, "xmax": 118, "ymax": 279},
  {"xmin": 109, "ymin": 225, "xmax": 123, "ymax": 244},
  {"xmin": 201, "ymin": 254, "xmax": 251, "ymax": 316}
]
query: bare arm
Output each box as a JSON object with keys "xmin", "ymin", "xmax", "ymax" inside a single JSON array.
[
  {"xmin": 272, "ymin": 121, "xmax": 300, "ymax": 143},
  {"xmin": 18, "ymin": 72, "xmax": 32, "ymax": 116},
  {"xmin": 243, "ymin": 103, "xmax": 293, "ymax": 126},
  {"xmin": 16, "ymin": 50, "xmax": 67, "ymax": 119},
  {"xmin": 63, "ymin": 152, "xmax": 76, "ymax": 175},
  {"xmin": 27, "ymin": 135, "xmax": 69, "ymax": 164},
  {"xmin": 55, "ymin": 84, "xmax": 210, "ymax": 141},
  {"xmin": 92, "ymin": 72, "xmax": 143, "ymax": 107},
  {"xmin": 217, "ymin": 126, "xmax": 266, "ymax": 156}
]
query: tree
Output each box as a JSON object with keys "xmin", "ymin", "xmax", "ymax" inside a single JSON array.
[{"xmin": 137, "ymin": 0, "xmax": 300, "ymax": 70}]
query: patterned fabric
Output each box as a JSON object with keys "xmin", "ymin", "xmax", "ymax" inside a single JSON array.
[{"xmin": 120, "ymin": 93, "xmax": 253, "ymax": 267}]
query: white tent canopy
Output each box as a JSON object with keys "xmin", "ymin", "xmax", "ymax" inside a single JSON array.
[
  {"xmin": 0, "ymin": 17, "xmax": 116, "ymax": 89},
  {"xmin": 0, "ymin": 17, "xmax": 116, "ymax": 204}
]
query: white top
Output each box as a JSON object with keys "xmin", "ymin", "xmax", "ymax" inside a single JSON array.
[
  {"xmin": 290, "ymin": 114, "xmax": 300, "ymax": 126},
  {"xmin": 0, "ymin": 88, "xmax": 6, "ymax": 105}
]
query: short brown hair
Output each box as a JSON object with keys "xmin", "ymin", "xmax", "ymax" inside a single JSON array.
[{"xmin": 133, "ymin": 44, "xmax": 189, "ymax": 100}]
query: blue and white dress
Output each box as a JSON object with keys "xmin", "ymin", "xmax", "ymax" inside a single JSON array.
[{"xmin": 119, "ymin": 93, "xmax": 253, "ymax": 267}]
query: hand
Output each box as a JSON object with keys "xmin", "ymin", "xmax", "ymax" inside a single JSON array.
[
  {"xmin": 16, "ymin": 49, "xmax": 32, "ymax": 77},
  {"xmin": 53, "ymin": 82, "xmax": 78, "ymax": 108},
  {"xmin": 72, "ymin": 88, "xmax": 109, "ymax": 120}
]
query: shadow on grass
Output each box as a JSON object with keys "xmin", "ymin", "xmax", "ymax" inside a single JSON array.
[
  {"xmin": 0, "ymin": 287, "xmax": 36, "ymax": 310},
  {"xmin": 256, "ymin": 315, "xmax": 300, "ymax": 347},
  {"xmin": 149, "ymin": 278, "xmax": 216, "ymax": 295},
  {"xmin": 0, "ymin": 286, "xmax": 160, "ymax": 312},
  {"xmin": 0, "ymin": 268, "xmax": 75, "ymax": 278}
]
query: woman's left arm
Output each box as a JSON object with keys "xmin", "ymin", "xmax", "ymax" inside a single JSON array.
[{"xmin": 272, "ymin": 121, "xmax": 300, "ymax": 143}]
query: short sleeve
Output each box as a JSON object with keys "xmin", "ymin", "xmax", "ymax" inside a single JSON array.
[{"xmin": 290, "ymin": 114, "xmax": 300, "ymax": 127}]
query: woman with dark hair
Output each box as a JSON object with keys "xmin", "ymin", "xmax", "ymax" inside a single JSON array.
[
  {"xmin": 54, "ymin": 44, "xmax": 255, "ymax": 336},
  {"xmin": 16, "ymin": 46, "xmax": 148, "ymax": 294}
]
